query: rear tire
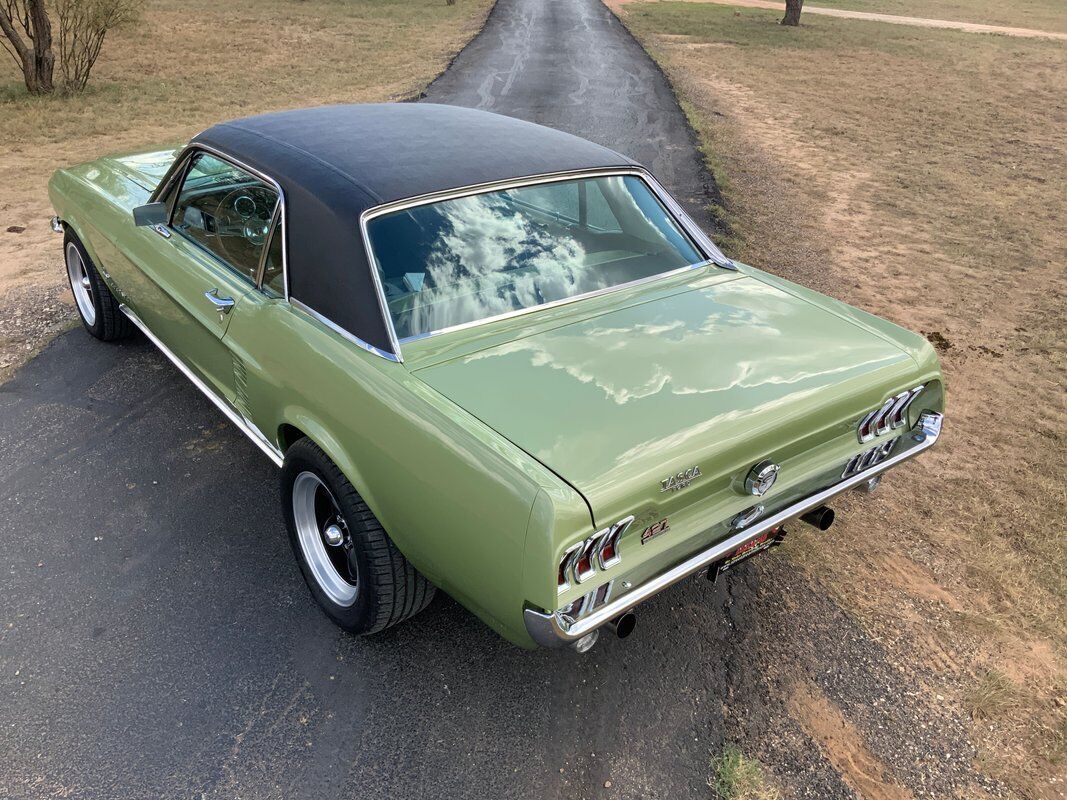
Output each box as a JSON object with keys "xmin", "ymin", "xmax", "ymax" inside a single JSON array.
[
  {"xmin": 64, "ymin": 230, "xmax": 133, "ymax": 341},
  {"xmin": 281, "ymin": 438, "xmax": 436, "ymax": 634}
]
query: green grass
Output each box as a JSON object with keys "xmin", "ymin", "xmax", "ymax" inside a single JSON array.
[{"xmin": 711, "ymin": 745, "xmax": 781, "ymax": 800}]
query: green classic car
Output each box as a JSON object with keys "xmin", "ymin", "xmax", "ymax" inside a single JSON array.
[{"xmin": 48, "ymin": 104, "xmax": 944, "ymax": 651}]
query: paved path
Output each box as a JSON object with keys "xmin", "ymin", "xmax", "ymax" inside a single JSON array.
[
  {"xmin": 614, "ymin": 0, "xmax": 1067, "ymax": 41},
  {"xmin": 424, "ymin": 0, "xmax": 722, "ymax": 224},
  {"xmin": 0, "ymin": 2, "xmax": 742, "ymax": 798}
]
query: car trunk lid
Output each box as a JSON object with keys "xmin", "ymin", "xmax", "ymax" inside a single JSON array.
[{"xmin": 412, "ymin": 275, "xmax": 919, "ymax": 527}]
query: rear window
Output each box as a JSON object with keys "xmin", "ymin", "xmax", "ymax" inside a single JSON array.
[{"xmin": 365, "ymin": 174, "xmax": 704, "ymax": 340}]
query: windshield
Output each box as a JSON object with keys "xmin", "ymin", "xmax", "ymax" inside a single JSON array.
[{"xmin": 365, "ymin": 174, "xmax": 706, "ymax": 340}]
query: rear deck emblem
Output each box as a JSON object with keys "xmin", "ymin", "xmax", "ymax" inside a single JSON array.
[
  {"xmin": 660, "ymin": 466, "xmax": 702, "ymax": 493},
  {"xmin": 641, "ymin": 518, "xmax": 671, "ymax": 544}
]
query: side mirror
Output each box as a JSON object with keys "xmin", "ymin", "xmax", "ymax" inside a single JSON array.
[{"xmin": 133, "ymin": 201, "xmax": 167, "ymax": 227}]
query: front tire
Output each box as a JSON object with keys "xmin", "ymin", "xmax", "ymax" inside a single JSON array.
[
  {"xmin": 63, "ymin": 231, "xmax": 133, "ymax": 341},
  {"xmin": 281, "ymin": 438, "xmax": 435, "ymax": 634}
]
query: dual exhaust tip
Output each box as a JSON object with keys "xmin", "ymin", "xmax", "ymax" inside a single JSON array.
[
  {"xmin": 572, "ymin": 610, "xmax": 637, "ymax": 652},
  {"xmin": 800, "ymin": 505, "xmax": 835, "ymax": 531}
]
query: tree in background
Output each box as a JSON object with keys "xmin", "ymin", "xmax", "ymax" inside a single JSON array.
[
  {"xmin": 0, "ymin": 0, "xmax": 54, "ymax": 93},
  {"xmin": 781, "ymin": 0, "xmax": 803, "ymax": 26},
  {"xmin": 1, "ymin": 0, "xmax": 136, "ymax": 94},
  {"xmin": 54, "ymin": 0, "xmax": 136, "ymax": 91}
]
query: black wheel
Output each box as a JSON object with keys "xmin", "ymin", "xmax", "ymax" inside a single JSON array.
[
  {"xmin": 63, "ymin": 230, "xmax": 133, "ymax": 341},
  {"xmin": 281, "ymin": 438, "xmax": 436, "ymax": 634}
]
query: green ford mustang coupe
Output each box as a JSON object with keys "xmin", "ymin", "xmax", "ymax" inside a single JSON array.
[{"xmin": 49, "ymin": 104, "xmax": 944, "ymax": 651}]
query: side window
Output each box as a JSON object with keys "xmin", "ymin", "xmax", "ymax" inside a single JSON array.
[
  {"xmin": 511, "ymin": 182, "xmax": 579, "ymax": 222},
  {"xmin": 584, "ymin": 180, "xmax": 622, "ymax": 232},
  {"xmin": 261, "ymin": 224, "xmax": 285, "ymax": 298},
  {"xmin": 171, "ymin": 152, "xmax": 278, "ymax": 282}
]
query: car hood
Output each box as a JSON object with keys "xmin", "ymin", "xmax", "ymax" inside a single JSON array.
[
  {"xmin": 412, "ymin": 275, "xmax": 920, "ymax": 526},
  {"xmin": 107, "ymin": 148, "xmax": 183, "ymax": 191}
]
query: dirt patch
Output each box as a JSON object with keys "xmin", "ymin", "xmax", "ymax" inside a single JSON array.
[
  {"xmin": 0, "ymin": 282, "xmax": 78, "ymax": 382},
  {"xmin": 789, "ymin": 683, "xmax": 914, "ymax": 800}
]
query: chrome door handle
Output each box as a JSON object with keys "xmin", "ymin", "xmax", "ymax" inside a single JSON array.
[
  {"xmin": 152, "ymin": 223, "xmax": 171, "ymax": 239},
  {"xmin": 204, "ymin": 289, "xmax": 235, "ymax": 317}
]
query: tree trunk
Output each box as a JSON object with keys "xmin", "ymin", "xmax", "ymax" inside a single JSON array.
[
  {"xmin": 0, "ymin": 0, "xmax": 54, "ymax": 93},
  {"xmin": 781, "ymin": 0, "xmax": 803, "ymax": 26},
  {"xmin": 27, "ymin": 0, "xmax": 54, "ymax": 93}
]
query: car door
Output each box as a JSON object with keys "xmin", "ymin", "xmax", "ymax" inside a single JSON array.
[{"xmin": 131, "ymin": 150, "xmax": 280, "ymax": 403}]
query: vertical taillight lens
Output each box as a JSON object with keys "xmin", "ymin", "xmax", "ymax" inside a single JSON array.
[
  {"xmin": 557, "ymin": 542, "xmax": 583, "ymax": 593},
  {"xmin": 596, "ymin": 518, "xmax": 631, "ymax": 569},
  {"xmin": 556, "ymin": 516, "xmax": 634, "ymax": 594}
]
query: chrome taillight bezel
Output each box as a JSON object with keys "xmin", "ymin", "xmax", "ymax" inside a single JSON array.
[
  {"xmin": 858, "ymin": 385, "xmax": 924, "ymax": 443},
  {"xmin": 557, "ymin": 515, "xmax": 634, "ymax": 594},
  {"xmin": 843, "ymin": 437, "xmax": 898, "ymax": 478},
  {"xmin": 558, "ymin": 579, "xmax": 615, "ymax": 623}
]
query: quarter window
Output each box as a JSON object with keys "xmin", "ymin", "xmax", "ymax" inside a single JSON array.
[
  {"xmin": 171, "ymin": 152, "xmax": 279, "ymax": 283},
  {"xmin": 261, "ymin": 223, "xmax": 285, "ymax": 298}
]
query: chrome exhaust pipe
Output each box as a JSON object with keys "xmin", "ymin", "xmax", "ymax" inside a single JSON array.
[
  {"xmin": 607, "ymin": 611, "xmax": 637, "ymax": 639},
  {"xmin": 800, "ymin": 505, "xmax": 835, "ymax": 531}
]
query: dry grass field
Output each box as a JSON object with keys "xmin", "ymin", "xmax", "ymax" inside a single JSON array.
[
  {"xmin": 611, "ymin": 1, "xmax": 1066, "ymax": 796},
  {"xmin": 0, "ymin": 0, "xmax": 494, "ymax": 378}
]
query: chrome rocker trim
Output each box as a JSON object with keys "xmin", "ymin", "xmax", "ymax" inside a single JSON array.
[
  {"xmin": 119, "ymin": 304, "xmax": 285, "ymax": 467},
  {"xmin": 524, "ymin": 411, "xmax": 944, "ymax": 647}
]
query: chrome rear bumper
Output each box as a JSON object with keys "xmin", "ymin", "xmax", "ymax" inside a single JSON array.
[{"xmin": 524, "ymin": 412, "xmax": 943, "ymax": 648}]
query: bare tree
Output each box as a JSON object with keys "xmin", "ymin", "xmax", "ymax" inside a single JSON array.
[
  {"xmin": 0, "ymin": 0, "xmax": 135, "ymax": 94},
  {"xmin": 0, "ymin": 0, "xmax": 55, "ymax": 94},
  {"xmin": 781, "ymin": 0, "xmax": 803, "ymax": 26},
  {"xmin": 54, "ymin": 0, "xmax": 136, "ymax": 92}
]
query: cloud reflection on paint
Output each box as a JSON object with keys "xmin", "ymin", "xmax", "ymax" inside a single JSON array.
[{"xmin": 369, "ymin": 176, "xmax": 702, "ymax": 338}]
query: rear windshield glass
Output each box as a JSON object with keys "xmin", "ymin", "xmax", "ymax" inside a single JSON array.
[{"xmin": 365, "ymin": 175, "xmax": 704, "ymax": 340}]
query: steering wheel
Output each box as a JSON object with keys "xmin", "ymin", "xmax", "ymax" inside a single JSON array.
[{"xmin": 215, "ymin": 186, "xmax": 276, "ymax": 265}]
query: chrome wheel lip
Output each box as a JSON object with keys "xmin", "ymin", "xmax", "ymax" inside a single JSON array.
[
  {"xmin": 293, "ymin": 471, "xmax": 357, "ymax": 608},
  {"xmin": 65, "ymin": 242, "xmax": 96, "ymax": 327}
]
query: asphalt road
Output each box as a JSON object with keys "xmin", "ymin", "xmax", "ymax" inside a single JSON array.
[
  {"xmin": 424, "ymin": 0, "xmax": 721, "ymax": 226},
  {"xmin": 0, "ymin": 2, "xmax": 744, "ymax": 798}
]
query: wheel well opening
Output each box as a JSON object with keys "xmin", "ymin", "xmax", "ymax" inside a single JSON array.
[{"xmin": 277, "ymin": 423, "xmax": 307, "ymax": 453}]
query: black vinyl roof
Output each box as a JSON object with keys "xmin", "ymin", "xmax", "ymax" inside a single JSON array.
[{"xmin": 192, "ymin": 104, "xmax": 639, "ymax": 358}]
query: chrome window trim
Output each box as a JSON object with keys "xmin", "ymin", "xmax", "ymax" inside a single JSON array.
[
  {"xmin": 290, "ymin": 298, "xmax": 403, "ymax": 364},
  {"xmin": 118, "ymin": 304, "xmax": 284, "ymax": 466},
  {"xmin": 256, "ymin": 201, "xmax": 283, "ymax": 291},
  {"xmin": 359, "ymin": 167, "xmax": 735, "ymax": 351},
  {"xmin": 152, "ymin": 143, "xmax": 290, "ymax": 300},
  {"xmin": 524, "ymin": 411, "xmax": 944, "ymax": 647}
]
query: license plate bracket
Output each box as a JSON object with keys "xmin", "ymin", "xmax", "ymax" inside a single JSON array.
[{"xmin": 708, "ymin": 526, "xmax": 787, "ymax": 582}]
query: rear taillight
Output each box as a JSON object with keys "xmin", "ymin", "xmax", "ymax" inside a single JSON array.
[
  {"xmin": 575, "ymin": 539, "xmax": 597, "ymax": 584},
  {"xmin": 557, "ymin": 516, "xmax": 634, "ymax": 594},
  {"xmin": 596, "ymin": 522, "xmax": 625, "ymax": 569},
  {"xmin": 857, "ymin": 385, "xmax": 923, "ymax": 442},
  {"xmin": 557, "ymin": 542, "xmax": 584, "ymax": 592}
]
